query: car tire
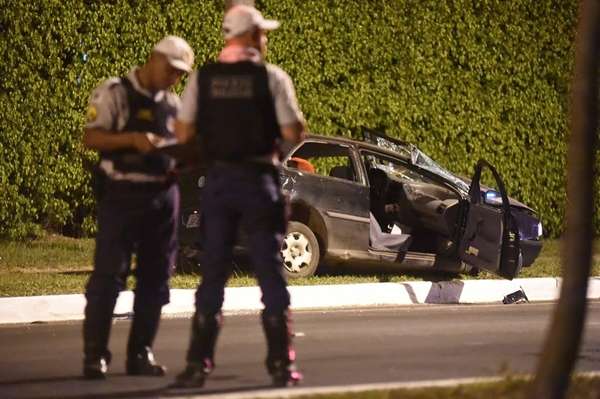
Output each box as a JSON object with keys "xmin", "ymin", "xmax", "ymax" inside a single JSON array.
[
  {"xmin": 281, "ymin": 221, "xmax": 320, "ymax": 279},
  {"xmin": 175, "ymin": 246, "xmax": 201, "ymax": 275},
  {"xmin": 459, "ymin": 261, "xmax": 480, "ymax": 277}
]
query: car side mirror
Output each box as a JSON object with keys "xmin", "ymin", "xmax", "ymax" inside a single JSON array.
[
  {"xmin": 287, "ymin": 159, "xmax": 299, "ymax": 169},
  {"xmin": 484, "ymin": 190, "xmax": 503, "ymax": 206}
]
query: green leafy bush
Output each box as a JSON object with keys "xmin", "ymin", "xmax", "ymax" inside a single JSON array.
[{"xmin": 0, "ymin": 0, "xmax": 594, "ymax": 239}]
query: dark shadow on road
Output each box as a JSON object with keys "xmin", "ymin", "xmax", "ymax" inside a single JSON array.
[
  {"xmin": 0, "ymin": 374, "xmax": 170, "ymax": 399},
  {"xmin": 0, "ymin": 381, "xmax": 167, "ymax": 399},
  {"xmin": 163, "ymin": 383, "xmax": 275, "ymax": 397},
  {"xmin": 0, "ymin": 375, "xmax": 88, "ymax": 385},
  {"xmin": 0, "ymin": 375, "xmax": 276, "ymax": 399}
]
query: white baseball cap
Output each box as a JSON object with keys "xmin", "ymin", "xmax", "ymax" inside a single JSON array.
[
  {"xmin": 153, "ymin": 35, "xmax": 195, "ymax": 73},
  {"xmin": 222, "ymin": 5, "xmax": 280, "ymax": 40}
]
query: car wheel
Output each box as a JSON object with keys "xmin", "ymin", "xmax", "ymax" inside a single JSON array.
[
  {"xmin": 176, "ymin": 246, "xmax": 201, "ymax": 275},
  {"xmin": 281, "ymin": 221, "xmax": 320, "ymax": 278},
  {"xmin": 459, "ymin": 262, "xmax": 480, "ymax": 277}
]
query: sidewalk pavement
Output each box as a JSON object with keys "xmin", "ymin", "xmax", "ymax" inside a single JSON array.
[{"xmin": 1, "ymin": 277, "xmax": 599, "ymax": 325}]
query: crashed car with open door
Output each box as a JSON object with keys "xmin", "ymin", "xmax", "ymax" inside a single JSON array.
[
  {"xmin": 178, "ymin": 130, "xmax": 543, "ymax": 280},
  {"xmin": 459, "ymin": 160, "xmax": 523, "ymax": 279}
]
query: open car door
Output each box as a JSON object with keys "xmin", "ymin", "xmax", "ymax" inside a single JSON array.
[{"xmin": 459, "ymin": 160, "xmax": 521, "ymax": 280}]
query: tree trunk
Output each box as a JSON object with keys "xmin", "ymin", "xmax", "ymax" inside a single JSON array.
[{"xmin": 531, "ymin": 0, "xmax": 600, "ymax": 398}]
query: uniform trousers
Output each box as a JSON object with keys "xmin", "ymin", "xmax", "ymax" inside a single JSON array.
[
  {"xmin": 195, "ymin": 163, "xmax": 290, "ymax": 316},
  {"xmin": 86, "ymin": 181, "xmax": 179, "ymax": 309}
]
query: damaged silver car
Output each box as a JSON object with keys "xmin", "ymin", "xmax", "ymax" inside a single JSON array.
[{"xmin": 179, "ymin": 129, "xmax": 543, "ymax": 280}]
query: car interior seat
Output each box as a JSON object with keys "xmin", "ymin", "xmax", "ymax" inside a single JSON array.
[
  {"xmin": 368, "ymin": 168, "xmax": 388, "ymax": 198},
  {"xmin": 329, "ymin": 165, "xmax": 354, "ymax": 181},
  {"xmin": 369, "ymin": 212, "xmax": 412, "ymax": 252},
  {"xmin": 368, "ymin": 167, "xmax": 418, "ymax": 230},
  {"xmin": 368, "ymin": 168, "xmax": 393, "ymax": 230}
]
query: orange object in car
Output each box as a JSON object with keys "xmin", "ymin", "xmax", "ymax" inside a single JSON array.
[{"xmin": 290, "ymin": 157, "xmax": 315, "ymax": 173}]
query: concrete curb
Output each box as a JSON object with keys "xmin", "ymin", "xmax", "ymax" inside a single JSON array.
[{"xmin": 1, "ymin": 277, "xmax": 599, "ymax": 325}]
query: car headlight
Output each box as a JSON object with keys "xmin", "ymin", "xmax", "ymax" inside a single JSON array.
[{"xmin": 537, "ymin": 222, "xmax": 543, "ymax": 238}]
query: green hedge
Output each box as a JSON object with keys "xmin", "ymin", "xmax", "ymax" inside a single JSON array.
[{"xmin": 0, "ymin": 0, "xmax": 594, "ymax": 239}]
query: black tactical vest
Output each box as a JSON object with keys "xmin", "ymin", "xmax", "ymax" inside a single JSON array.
[
  {"xmin": 101, "ymin": 77, "xmax": 177, "ymax": 178},
  {"xmin": 195, "ymin": 61, "xmax": 281, "ymax": 162}
]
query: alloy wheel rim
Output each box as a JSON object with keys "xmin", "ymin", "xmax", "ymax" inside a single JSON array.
[{"xmin": 282, "ymin": 231, "xmax": 313, "ymax": 273}]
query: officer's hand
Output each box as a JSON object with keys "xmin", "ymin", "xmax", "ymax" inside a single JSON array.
[{"xmin": 131, "ymin": 132, "xmax": 157, "ymax": 154}]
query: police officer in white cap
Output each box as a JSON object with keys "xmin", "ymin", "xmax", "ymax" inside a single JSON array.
[
  {"xmin": 173, "ymin": 5, "xmax": 306, "ymax": 389},
  {"xmin": 82, "ymin": 35, "xmax": 194, "ymax": 379}
]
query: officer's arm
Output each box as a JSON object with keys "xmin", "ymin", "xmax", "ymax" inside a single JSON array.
[
  {"xmin": 280, "ymin": 120, "xmax": 307, "ymax": 145},
  {"xmin": 175, "ymin": 70, "xmax": 199, "ymax": 144},
  {"xmin": 84, "ymin": 80, "xmax": 156, "ymax": 153},
  {"xmin": 174, "ymin": 120, "xmax": 196, "ymax": 144},
  {"xmin": 83, "ymin": 128, "xmax": 155, "ymax": 153},
  {"xmin": 268, "ymin": 66, "xmax": 307, "ymax": 145}
]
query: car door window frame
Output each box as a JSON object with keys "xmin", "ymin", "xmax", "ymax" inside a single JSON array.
[{"xmin": 284, "ymin": 139, "xmax": 367, "ymax": 186}]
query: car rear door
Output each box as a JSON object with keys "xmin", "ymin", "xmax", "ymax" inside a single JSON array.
[
  {"xmin": 283, "ymin": 140, "xmax": 370, "ymax": 252},
  {"xmin": 459, "ymin": 160, "xmax": 522, "ymax": 279}
]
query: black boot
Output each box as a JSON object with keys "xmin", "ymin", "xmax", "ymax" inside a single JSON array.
[
  {"xmin": 126, "ymin": 304, "xmax": 166, "ymax": 376},
  {"xmin": 262, "ymin": 310, "xmax": 302, "ymax": 387},
  {"xmin": 173, "ymin": 311, "xmax": 222, "ymax": 388},
  {"xmin": 82, "ymin": 296, "xmax": 116, "ymax": 380},
  {"xmin": 126, "ymin": 346, "xmax": 166, "ymax": 376}
]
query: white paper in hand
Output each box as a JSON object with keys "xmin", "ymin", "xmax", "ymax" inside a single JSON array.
[{"xmin": 146, "ymin": 132, "xmax": 178, "ymax": 148}]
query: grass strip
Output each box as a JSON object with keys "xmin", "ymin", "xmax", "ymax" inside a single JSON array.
[
  {"xmin": 0, "ymin": 272, "xmax": 420, "ymax": 297},
  {"xmin": 1, "ymin": 236, "xmax": 599, "ymax": 297},
  {"xmin": 0, "ymin": 234, "xmax": 94, "ymax": 273},
  {"xmin": 294, "ymin": 375, "xmax": 600, "ymax": 399}
]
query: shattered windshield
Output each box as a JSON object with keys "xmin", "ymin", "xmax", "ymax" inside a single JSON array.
[
  {"xmin": 366, "ymin": 134, "xmax": 412, "ymax": 160},
  {"xmin": 411, "ymin": 148, "xmax": 470, "ymax": 193},
  {"xmin": 362, "ymin": 130, "xmax": 470, "ymax": 194}
]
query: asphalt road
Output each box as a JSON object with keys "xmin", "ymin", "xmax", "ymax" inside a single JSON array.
[{"xmin": 0, "ymin": 302, "xmax": 599, "ymax": 399}]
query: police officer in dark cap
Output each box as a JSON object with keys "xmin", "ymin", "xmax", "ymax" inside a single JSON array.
[
  {"xmin": 82, "ymin": 35, "xmax": 194, "ymax": 379},
  {"xmin": 172, "ymin": 5, "xmax": 307, "ymax": 388}
]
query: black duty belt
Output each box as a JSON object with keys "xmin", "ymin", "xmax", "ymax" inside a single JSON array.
[
  {"xmin": 105, "ymin": 178, "xmax": 176, "ymax": 193},
  {"xmin": 212, "ymin": 160, "xmax": 279, "ymax": 174}
]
